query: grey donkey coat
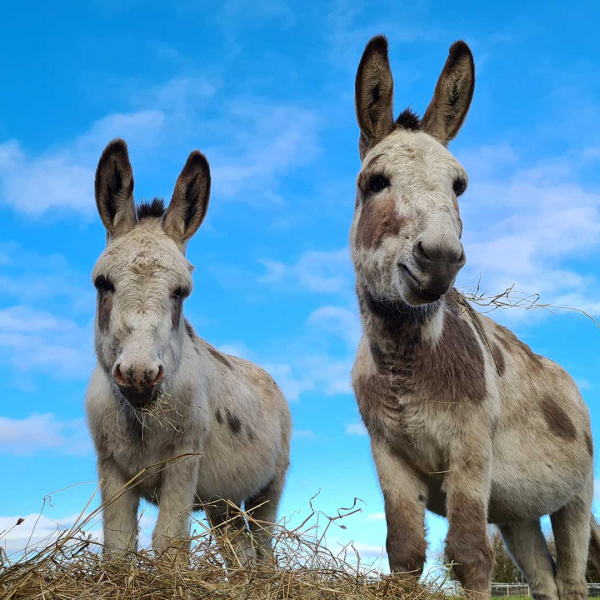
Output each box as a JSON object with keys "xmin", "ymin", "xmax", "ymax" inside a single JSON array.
[
  {"xmin": 351, "ymin": 35, "xmax": 600, "ymax": 598},
  {"xmin": 86, "ymin": 139, "xmax": 292, "ymax": 563}
]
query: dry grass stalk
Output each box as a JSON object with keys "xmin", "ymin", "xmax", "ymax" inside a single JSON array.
[
  {"xmin": 0, "ymin": 471, "xmax": 449, "ymax": 599},
  {"xmin": 459, "ymin": 282, "xmax": 600, "ymax": 330}
]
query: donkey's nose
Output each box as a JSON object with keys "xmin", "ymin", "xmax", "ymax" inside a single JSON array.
[
  {"xmin": 414, "ymin": 236, "xmax": 465, "ymax": 268},
  {"xmin": 409, "ymin": 234, "xmax": 466, "ymax": 297},
  {"xmin": 113, "ymin": 360, "xmax": 165, "ymax": 393}
]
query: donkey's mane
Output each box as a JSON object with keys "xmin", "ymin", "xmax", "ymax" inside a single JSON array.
[
  {"xmin": 395, "ymin": 108, "xmax": 421, "ymax": 131},
  {"xmin": 137, "ymin": 197, "xmax": 167, "ymax": 221}
]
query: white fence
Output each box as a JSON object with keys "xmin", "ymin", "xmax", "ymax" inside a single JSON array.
[{"xmin": 444, "ymin": 582, "xmax": 600, "ymax": 597}]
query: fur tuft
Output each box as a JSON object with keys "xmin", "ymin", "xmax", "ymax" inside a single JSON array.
[
  {"xmin": 395, "ymin": 108, "xmax": 421, "ymax": 131},
  {"xmin": 136, "ymin": 198, "xmax": 166, "ymax": 221}
]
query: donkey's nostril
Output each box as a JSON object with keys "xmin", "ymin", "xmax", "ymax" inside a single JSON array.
[
  {"xmin": 113, "ymin": 363, "xmax": 129, "ymax": 386},
  {"xmin": 415, "ymin": 240, "xmax": 430, "ymax": 261},
  {"xmin": 153, "ymin": 364, "xmax": 165, "ymax": 385}
]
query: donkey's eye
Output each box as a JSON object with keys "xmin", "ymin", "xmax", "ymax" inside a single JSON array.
[
  {"xmin": 94, "ymin": 275, "xmax": 115, "ymax": 293},
  {"xmin": 170, "ymin": 288, "xmax": 187, "ymax": 301},
  {"xmin": 453, "ymin": 178, "xmax": 467, "ymax": 197},
  {"xmin": 368, "ymin": 174, "xmax": 390, "ymax": 193}
]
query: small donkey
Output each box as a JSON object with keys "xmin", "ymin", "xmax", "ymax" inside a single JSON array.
[
  {"xmin": 86, "ymin": 139, "xmax": 291, "ymax": 563},
  {"xmin": 351, "ymin": 36, "xmax": 599, "ymax": 597}
]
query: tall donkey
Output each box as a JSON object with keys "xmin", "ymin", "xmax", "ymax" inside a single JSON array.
[
  {"xmin": 86, "ymin": 139, "xmax": 291, "ymax": 563},
  {"xmin": 351, "ymin": 36, "xmax": 599, "ymax": 597}
]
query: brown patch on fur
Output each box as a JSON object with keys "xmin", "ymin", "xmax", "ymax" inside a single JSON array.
[
  {"xmin": 226, "ymin": 410, "xmax": 241, "ymax": 434},
  {"xmin": 171, "ymin": 298, "xmax": 182, "ymax": 330},
  {"xmin": 354, "ymin": 374, "xmax": 407, "ymax": 441},
  {"xmin": 496, "ymin": 325, "xmax": 543, "ymax": 371},
  {"xmin": 206, "ymin": 344, "xmax": 233, "ymax": 369},
  {"xmin": 97, "ymin": 290, "xmax": 113, "ymax": 332},
  {"xmin": 215, "ymin": 408, "xmax": 223, "ymax": 425},
  {"xmin": 385, "ymin": 499, "xmax": 427, "ymax": 575},
  {"xmin": 445, "ymin": 494, "xmax": 493, "ymax": 591},
  {"xmin": 585, "ymin": 431, "xmax": 594, "ymax": 457},
  {"xmin": 356, "ymin": 197, "xmax": 405, "ymax": 249},
  {"xmin": 491, "ymin": 343, "xmax": 505, "ymax": 377},
  {"xmin": 460, "ymin": 300, "xmax": 505, "ymax": 377},
  {"xmin": 539, "ymin": 395, "xmax": 576, "ymax": 441},
  {"xmin": 358, "ymin": 291, "xmax": 486, "ymax": 412}
]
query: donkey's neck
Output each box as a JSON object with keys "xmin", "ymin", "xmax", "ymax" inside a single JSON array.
[{"xmin": 356, "ymin": 281, "xmax": 449, "ymax": 364}]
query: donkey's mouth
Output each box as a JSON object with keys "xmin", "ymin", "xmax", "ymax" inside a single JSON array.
[
  {"xmin": 116, "ymin": 385, "xmax": 160, "ymax": 410},
  {"xmin": 398, "ymin": 264, "xmax": 443, "ymax": 304}
]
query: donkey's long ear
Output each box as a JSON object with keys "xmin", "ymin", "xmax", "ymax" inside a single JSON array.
[
  {"xmin": 95, "ymin": 139, "xmax": 136, "ymax": 238},
  {"xmin": 422, "ymin": 41, "xmax": 475, "ymax": 146},
  {"xmin": 355, "ymin": 36, "xmax": 395, "ymax": 160},
  {"xmin": 163, "ymin": 151, "xmax": 211, "ymax": 248}
]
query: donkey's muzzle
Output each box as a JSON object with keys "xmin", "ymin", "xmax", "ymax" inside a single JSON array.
[
  {"xmin": 113, "ymin": 360, "xmax": 165, "ymax": 409},
  {"xmin": 401, "ymin": 235, "xmax": 466, "ymax": 304}
]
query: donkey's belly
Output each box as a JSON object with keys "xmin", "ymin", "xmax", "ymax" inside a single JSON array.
[
  {"xmin": 424, "ymin": 451, "xmax": 590, "ymax": 523},
  {"xmin": 194, "ymin": 429, "xmax": 280, "ymax": 505},
  {"xmin": 425, "ymin": 476, "xmax": 581, "ymax": 523}
]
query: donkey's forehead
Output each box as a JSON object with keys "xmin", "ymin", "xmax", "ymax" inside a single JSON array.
[
  {"xmin": 93, "ymin": 221, "xmax": 193, "ymax": 281},
  {"xmin": 361, "ymin": 129, "xmax": 464, "ymax": 176}
]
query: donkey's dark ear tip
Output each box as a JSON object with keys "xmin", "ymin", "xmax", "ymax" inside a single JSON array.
[
  {"xmin": 98, "ymin": 139, "xmax": 130, "ymax": 167},
  {"xmin": 185, "ymin": 150, "xmax": 210, "ymax": 172},
  {"xmin": 448, "ymin": 40, "xmax": 473, "ymax": 64},
  {"xmin": 364, "ymin": 35, "xmax": 389, "ymax": 56},
  {"xmin": 104, "ymin": 138, "xmax": 129, "ymax": 154}
]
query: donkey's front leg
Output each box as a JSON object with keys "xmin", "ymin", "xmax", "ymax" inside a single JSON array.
[
  {"xmin": 372, "ymin": 438, "xmax": 428, "ymax": 576},
  {"xmin": 152, "ymin": 454, "xmax": 200, "ymax": 556},
  {"xmin": 444, "ymin": 433, "xmax": 494, "ymax": 597},
  {"xmin": 99, "ymin": 457, "xmax": 140, "ymax": 556}
]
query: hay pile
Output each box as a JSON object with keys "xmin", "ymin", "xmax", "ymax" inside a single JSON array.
[{"xmin": 0, "ymin": 496, "xmax": 448, "ymax": 600}]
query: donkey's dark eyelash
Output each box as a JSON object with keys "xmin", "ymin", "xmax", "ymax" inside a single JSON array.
[
  {"xmin": 171, "ymin": 287, "xmax": 190, "ymax": 300},
  {"xmin": 453, "ymin": 178, "xmax": 467, "ymax": 196},
  {"xmin": 368, "ymin": 174, "xmax": 391, "ymax": 194},
  {"xmin": 94, "ymin": 275, "xmax": 115, "ymax": 293}
]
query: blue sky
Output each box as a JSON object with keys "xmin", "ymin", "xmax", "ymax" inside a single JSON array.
[{"xmin": 1, "ymin": 0, "xmax": 600, "ymax": 578}]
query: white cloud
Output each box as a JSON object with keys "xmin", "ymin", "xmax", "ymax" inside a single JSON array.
[
  {"xmin": 262, "ymin": 362, "xmax": 313, "ymax": 402},
  {"xmin": 457, "ymin": 145, "xmax": 600, "ymax": 316},
  {"xmin": 365, "ymin": 512, "xmax": 385, "ymax": 522},
  {"xmin": 307, "ymin": 306, "xmax": 361, "ymax": 349},
  {"xmin": 293, "ymin": 429, "xmax": 317, "ymax": 439},
  {"xmin": 0, "ymin": 110, "xmax": 166, "ymax": 217},
  {"xmin": 209, "ymin": 101, "xmax": 319, "ymax": 203},
  {"xmin": 217, "ymin": 341, "xmax": 255, "ymax": 360},
  {"xmin": 345, "ymin": 422, "xmax": 367, "ymax": 436},
  {"xmin": 0, "ymin": 413, "xmax": 91, "ymax": 456},
  {"xmin": 0, "ymin": 73, "xmax": 319, "ymax": 217},
  {"xmin": 260, "ymin": 248, "xmax": 353, "ymax": 294},
  {"xmin": 0, "ymin": 513, "xmax": 92, "ymax": 557},
  {"xmin": 0, "ymin": 305, "xmax": 92, "ymax": 379}
]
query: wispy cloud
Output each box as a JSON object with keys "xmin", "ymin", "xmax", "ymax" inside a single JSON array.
[
  {"xmin": 0, "ymin": 110, "xmax": 166, "ymax": 217},
  {"xmin": 365, "ymin": 512, "xmax": 385, "ymax": 522},
  {"xmin": 307, "ymin": 306, "xmax": 361, "ymax": 349},
  {"xmin": 0, "ymin": 305, "xmax": 92, "ymax": 380},
  {"xmin": 260, "ymin": 248, "xmax": 352, "ymax": 294},
  {"xmin": 458, "ymin": 145, "xmax": 600, "ymax": 316},
  {"xmin": 0, "ymin": 76, "xmax": 319, "ymax": 217},
  {"xmin": 345, "ymin": 422, "xmax": 367, "ymax": 436},
  {"xmin": 0, "ymin": 414, "xmax": 91, "ymax": 456},
  {"xmin": 293, "ymin": 429, "xmax": 317, "ymax": 439}
]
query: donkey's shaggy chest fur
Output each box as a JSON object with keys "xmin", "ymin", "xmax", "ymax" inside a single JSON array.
[
  {"xmin": 353, "ymin": 288, "xmax": 592, "ymax": 523},
  {"xmin": 88, "ymin": 330, "xmax": 290, "ymax": 507}
]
